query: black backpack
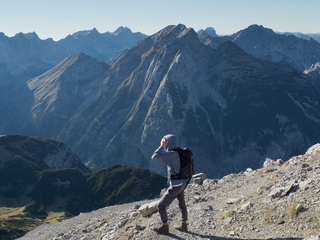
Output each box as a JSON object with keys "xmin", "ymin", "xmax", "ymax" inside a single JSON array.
[{"xmin": 171, "ymin": 147, "xmax": 194, "ymax": 180}]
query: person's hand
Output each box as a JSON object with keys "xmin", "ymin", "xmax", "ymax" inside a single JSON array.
[{"xmin": 161, "ymin": 138, "xmax": 168, "ymax": 148}]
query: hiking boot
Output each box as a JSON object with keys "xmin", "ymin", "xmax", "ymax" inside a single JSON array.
[
  {"xmin": 153, "ymin": 223, "xmax": 169, "ymax": 234},
  {"xmin": 175, "ymin": 221, "xmax": 188, "ymax": 232}
]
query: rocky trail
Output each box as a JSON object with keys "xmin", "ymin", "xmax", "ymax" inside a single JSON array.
[{"xmin": 19, "ymin": 143, "xmax": 320, "ymax": 240}]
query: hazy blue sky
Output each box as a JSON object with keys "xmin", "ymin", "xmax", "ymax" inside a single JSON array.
[{"xmin": 1, "ymin": 0, "xmax": 319, "ymax": 40}]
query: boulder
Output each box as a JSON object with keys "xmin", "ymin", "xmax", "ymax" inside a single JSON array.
[
  {"xmin": 190, "ymin": 173, "xmax": 207, "ymax": 185},
  {"xmin": 267, "ymin": 181, "xmax": 298, "ymax": 199},
  {"xmin": 138, "ymin": 200, "xmax": 159, "ymax": 217},
  {"xmin": 263, "ymin": 158, "xmax": 284, "ymax": 167}
]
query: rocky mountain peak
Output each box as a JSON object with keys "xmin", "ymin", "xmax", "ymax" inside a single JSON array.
[
  {"xmin": 177, "ymin": 27, "xmax": 198, "ymax": 40},
  {"xmin": 232, "ymin": 24, "xmax": 276, "ymax": 42},
  {"xmin": 24, "ymin": 32, "xmax": 40, "ymax": 40},
  {"xmin": 12, "ymin": 32, "xmax": 40, "ymax": 41},
  {"xmin": 28, "ymin": 53, "xmax": 108, "ymax": 87},
  {"xmin": 151, "ymin": 24, "xmax": 187, "ymax": 46},
  {"xmin": 71, "ymin": 28, "xmax": 100, "ymax": 39},
  {"xmin": 215, "ymin": 40, "xmax": 248, "ymax": 59},
  {"xmin": 197, "ymin": 27, "xmax": 218, "ymax": 37},
  {"xmin": 228, "ymin": 24, "xmax": 320, "ymax": 72},
  {"xmin": 113, "ymin": 26, "xmax": 133, "ymax": 36},
  {"xmin": 13, "ymin": 32, "xmax": 29, "ymax": 39},
  {"xmin": 246, "ymin": 24, "xmax": 269, "ymax": 31},
  {"xmin": 65, "ymin": 52, "xmax": 108, "ymax": 69},
  {"xmin": 26, "ymin": 53, "xmax": 109, "ymax": 137},
  {"xmin": 243, "ymin": 24, "xmax": 274, "ymax": 35}
]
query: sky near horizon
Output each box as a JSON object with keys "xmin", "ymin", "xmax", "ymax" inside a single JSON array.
[{"xmin": 1, "ymin": 0, "xmax": 319, "ymax": 40}]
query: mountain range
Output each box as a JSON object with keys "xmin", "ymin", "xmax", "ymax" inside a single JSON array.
[
  {"xmin": 283, "ymin": 31, "xmax": 320, "ymax": 43},
  {"xmin": 0, "ymin": 27, "xmax": 146, "ymax": 76},
  {"xmin": 1, "ymin": 24, "xmax": 320, "ymax": 179},
  {"xmin": 199, "ymin": 24, "xmax": 320, "ymax": 72}
]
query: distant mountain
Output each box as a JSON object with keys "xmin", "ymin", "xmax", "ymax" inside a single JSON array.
[
  {"xmin": 0, "ymin": 53, "xmax": 110, "ymax": 137},
  {"xmin": 58, "ymin": 27, "xmax": 147, "ymax": 63},
  {"xmin": 27, "ymin": 53, "xmax": 110, "ymax": 137},
  {"xmin": 0, "ymin": 31, "xmax": 56, "ymax": 76},
  {"xmin": 200, "ymin": 24, "xmax": 320, "ymax": 72},
  {"xmin": 282, "ymin": 31, "xmax": 320, "ymax": 43},
  {"xmin": 197, "ymin": 27, "xmax": 218, "ymax": 37},
  {"xmin": 0, "ymin": 135, "xmax": 166, "ymax": 239},
  {"xmin": 0, "ymin": 27, "xmax": 147, "ymax": 76}
]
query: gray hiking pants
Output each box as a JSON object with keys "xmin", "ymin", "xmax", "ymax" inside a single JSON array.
[{"xmin": 157, "ymin": 182, "xmax": 187, "ymax": 223}]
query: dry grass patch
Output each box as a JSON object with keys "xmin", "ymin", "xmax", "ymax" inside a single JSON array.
[
  {"xmin": 282, "ymin": 161, "xmax": 290, "ymax": 167},
  {"xmin": 287, "ymin": 201, "xmax": 305, "ymax": 219},
  {"xmin": 118, "ymin": 231, "xmax": 134, "ymax": 240},
  {"xmin": 45, "ymin": 211, "xmax": 66, "ymax": 223},
  {"xmin": 257, "ymin": 186, "xmax": 267, "ymax": 196},
  {"xmin": 0, "ymin": 207, "xmax": 25, "ymax": 219}
]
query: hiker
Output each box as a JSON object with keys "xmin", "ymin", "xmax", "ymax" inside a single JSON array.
[{"xmin": 151, "ymin": 134, "xmax": 188, "ymax": 234}]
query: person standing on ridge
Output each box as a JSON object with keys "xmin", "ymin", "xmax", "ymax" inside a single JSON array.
[{"xmin": 151, "ymin": 134, "xmax": 188, "ymax": 234}]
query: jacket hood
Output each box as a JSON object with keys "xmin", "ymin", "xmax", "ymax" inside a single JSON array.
[{"xmin": 163, "ymin": 134, "xmax": 178, "ymax": 151}]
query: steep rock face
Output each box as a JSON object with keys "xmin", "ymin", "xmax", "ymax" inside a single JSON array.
[
  {"xmin": 55, "ymin": 25, "xmax": 320, "ymax": 178},
  {"xmin": 26, "ymin": 53, "xmax": 109, "ymax": 137},
  {"xmin": 207, "ymin": 42, "xmax": 320, "ymax": 176},
  {"xmin": 200, "ymin": 24, "xmax": 320, "ymax": 72},
  {"xmin": 304, "ymin": 62, "xmax": 320, "ymax": 93},
  {"xmin": 197, "ymin": 27, "xmax": 218, "ymax": 37}
]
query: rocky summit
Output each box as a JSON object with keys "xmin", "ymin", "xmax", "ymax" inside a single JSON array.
[{"xmin": 20, "ymin": 142, "xmax": 320, "ymax": 240}]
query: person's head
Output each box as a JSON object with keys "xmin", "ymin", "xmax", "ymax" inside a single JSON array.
[{"xmin": 163, "ymin": 134, "xmax": 178, "ymax": 151}]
